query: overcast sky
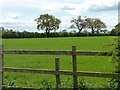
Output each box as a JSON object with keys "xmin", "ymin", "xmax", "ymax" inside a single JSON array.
[{"xmin": 0, "ymin": 0, "xmax": 119, "ymax": 32}]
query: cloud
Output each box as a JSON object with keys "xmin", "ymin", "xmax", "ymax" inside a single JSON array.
[
  {"xmin": 0, "ymin": 11, "xmax": 37, "ymax": 31},
  {"xmin": 87, "ymin": 1, "xmax": 118, "ymax": 12},
  {"xmin": 60, "ymin": 5, "xmax": 75, "ymax": 10},
  {"xmin": 60, "ymin": 16, "xmax": 72, "ymax": 29},
  {"xmin": 84, "ymin": 0, "xmax": 119, "ymax": 12},
  {"xmin": 91, "ymin": 13, "xmax": 118, "ymax": 30},
  {"xmin": 0, "ymin": 0, "xmax": 119, "ymax": 31},
  {"xmin": 90, "ymin": 5, "xmax": 117, "ymax": 12},
  {"xmin": 0, "ymin": 12, "xmax": 22, "ymax": 24},
  {"xmin": 1, "ymin": 0, "xmax": 119, "ymax": 14}
]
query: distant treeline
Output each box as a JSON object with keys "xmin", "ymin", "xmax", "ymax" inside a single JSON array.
[
  {"xmin": 1, "ymin": 14, "xmax": 120, "ymax": 38},
  {"xmin": 1, "ymin": 29, "xmax": 119, "ymax": 39}
]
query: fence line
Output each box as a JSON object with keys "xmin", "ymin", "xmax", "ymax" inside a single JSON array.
[
  {"xmin": 1, "ymin": 45, "xmax": 120, "ymax": 89},
  {"xmin": 3, "ymin": 67, "xmax": 120, "ymax": 78},
  {"xmin": 0, "ymin": 45, "xmax": 4, "ymax": 86},
  {"xmin": 3, "ymin": 50, "xmax": 112, "ymax": 56}
]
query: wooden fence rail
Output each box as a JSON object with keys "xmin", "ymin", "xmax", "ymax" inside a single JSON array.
[
  {"xmin": 3, "ymin": 67, "xmax": 120, "ymax": 78},
  {"xmin": 3, "ymin": 50, "xmax": 112, "ymax": 56},
  {"xmin": 0, "ymin": 45, "xmax": 120, "ymax": 89}
]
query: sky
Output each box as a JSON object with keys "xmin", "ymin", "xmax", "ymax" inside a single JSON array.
[{"xmin": 0, "ymin": 0, "xmax": 119, "ymax": 32}]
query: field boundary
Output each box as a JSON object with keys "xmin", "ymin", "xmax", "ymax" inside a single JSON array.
[
  {"xmin": 3, "ymin": 50, "xmax": 111, "ymax": 56},
  {"xmin": 0, "ymin": 45, "xmax": 120, "ymax": 89}
]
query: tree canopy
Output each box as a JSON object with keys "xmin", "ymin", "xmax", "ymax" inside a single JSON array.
[
  {"xmin": 35, "ymin": 14, "xmax": 61, "ymax": 37},
  {"xmin": 111, "ymin": 23, "xmax": 120, "ymax": 36},
  {"xmin": 85, "ymin": 18, "xmax": 106, "ymax": 35},
  {"xmin": 70, "ymin": 16, "xmax": 87, "ymax": 33}
]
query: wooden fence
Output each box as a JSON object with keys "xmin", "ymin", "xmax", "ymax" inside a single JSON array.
[{"xmin": 0, "ymin": 45, "xmax": 120, "ymax": 89}]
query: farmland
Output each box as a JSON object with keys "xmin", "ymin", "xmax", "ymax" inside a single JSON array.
[{"xmin": 2, "ymin": 36, "xmax": 116, "ymax": 88}]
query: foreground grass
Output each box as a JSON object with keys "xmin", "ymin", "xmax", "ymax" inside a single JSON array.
[{"xmin": 2, "ymin": 36, "xmax": 116, "ymax": 88}]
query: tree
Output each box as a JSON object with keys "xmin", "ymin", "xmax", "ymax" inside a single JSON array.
[
  {"xmin": 85, "ymin": 18, "xmax": 106, "ymax": 35},
  {"xmin": 70, "ymin": 16, "xmax": 87, "ymax": 33},
  {"xmin": 111, "ymin": 23, "xmax": 120, "ymax": 35},
  {"xmin": 35, "ymin": 14, "xmax": 61, "ymax": 37}
]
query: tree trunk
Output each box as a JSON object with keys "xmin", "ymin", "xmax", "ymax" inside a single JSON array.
[
  {"xmin": 45, "ymin": 27, "xmax": 51, "ymax": 37},
  {"xmin": 47, "ymin": 30, "xmax": 50, "ymax": 37},
  {"xmin": 78, "ymin": 28, "xmax": 83, "ymax": 33},
  {"xmin": 78, "ymin": 26, "xmax": 83, "ymax": 33},
  {"xmin": 91, "ymin": 27, "xmax": 94, "ymax": 35},
  {"xmin": 46, "ymin": 30, "xmax": 50, "ymax": 37},
  {"xmin": 45, "ymin": 29, "xmax": 48, "ymax": 37},
  {"xmin": 96, "ymin": 29, "xmax": 99, "ymax": 35}
]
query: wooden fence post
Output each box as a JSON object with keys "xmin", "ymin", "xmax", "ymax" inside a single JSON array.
[
  {"xmin": 55, "ymin": 57, "xmax": 61, "ymax": 88},
  {"xmin": 0, "ymin": 45, "xmax": 4, "ymax": 86},
  {"xmin": 72, "ymin": 46, "xmax": 78, "ymax": 89}
]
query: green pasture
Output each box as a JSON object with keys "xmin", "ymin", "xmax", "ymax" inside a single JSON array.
[{"xmin": 2, "ymin": 36, "xmax": 116, "ymax": 88}]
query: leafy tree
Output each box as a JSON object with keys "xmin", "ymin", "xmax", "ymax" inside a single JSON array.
[
  {"xmin": 35, "ymin": 14, "xmax": 61, "ymax": 37},
  {"xmin": 70, "ymin": 16, "xmax": 87, "ymax": 33},
  {"xmin": 111, "ymin": 23, "xmax": 120, "ymax": 35},
  {"xmin": 85, "ymin": 18, "xmax": 106, "ymax": 35}
]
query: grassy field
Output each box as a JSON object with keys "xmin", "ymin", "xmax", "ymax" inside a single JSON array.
[{"xmin": 2, "ymin": 36, "xmax": 116, "ymax": 88}]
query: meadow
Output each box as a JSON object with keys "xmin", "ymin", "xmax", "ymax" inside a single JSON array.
[{"xmin": 2, "ymin": 36, "xmax": 116, "ymax": 88}]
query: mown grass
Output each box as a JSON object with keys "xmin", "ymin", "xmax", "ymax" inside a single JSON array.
[
  {"xmin": 2, "ymin": 36, "xmax": 116, "ymax": 88},
  {"xmin": 3, "ymin": 36, "xmax": 114, "ymax": 50}
]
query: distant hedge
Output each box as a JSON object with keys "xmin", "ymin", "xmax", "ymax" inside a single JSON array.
[{"xmin": 1, "ymin": 30, "xmax": 119, "ymax": 39}]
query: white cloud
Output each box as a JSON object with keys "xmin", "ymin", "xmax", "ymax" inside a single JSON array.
[
  {"xmin": 90, "ymin": 13, "xmax": 118, "ymax": 30},
  {"xmin": 0, "ymin": 11, "xmax": 37, "ymax": 32},
  {"xmin": 0, "ymin": 0, "xmax": 119, "ymax": 31},
  {"xmin": 0, "ymin": 0, "xmax": 119, "ymax": 14},
  {"xmin": 0, "ymin": 11, "xmax": 22, "ymax": 21},
  {"xmin": 60, "ymin": 16, "xmax": 72, "ymax": 30},
  {"xmin": 85, "ymin": 0, "xmax": 118, "ymax": 12},
  {"xmin": 101, "ymin": 14, "xmax": 118, "ymax": 30}
]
